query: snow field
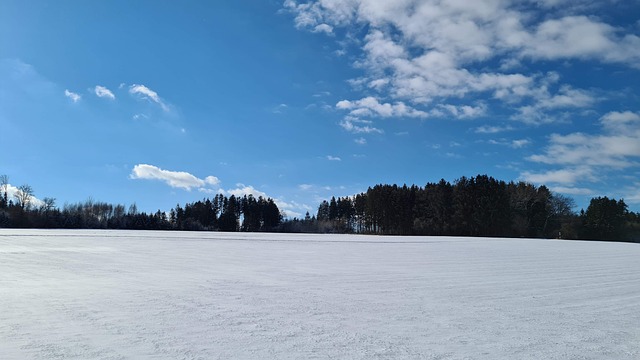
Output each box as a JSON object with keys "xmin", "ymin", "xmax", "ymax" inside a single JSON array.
[{"xmin": 1, "ymin": 229, "xmax": 639, "ymax": 359}]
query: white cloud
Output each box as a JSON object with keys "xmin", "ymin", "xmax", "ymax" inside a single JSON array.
[
  {"xmin": 1, "ymin": 183, "xmax": 44, "ymax": 208},
  {"xmin": 313, "ymin": 23, "xmax": 334, "ymax": 34},
  {"xmin": 439, "ymin": 103, "xmax": 487, "ymax": 119},
  {"xmin": 513, "ymin": 85, "xmax": 596, "ymax": 124},
  {"xmin": 475, "ymin": 125, "xmax": 514, "ymax": 134},
  {"xmin": 550, "ymin": 186, "xmax": 594, "ymax": 196},
  {"xmin": 198, "ymin": 188, "xmax": 219, "ymax": 195},
  {"xmin": 521, "ymin": 167, "xmax": 595, "ymax": 185},
  {"xmin": 354, "ymin": 137, "xmax": 367, "ymax": 145},
  {"xmin": 511, "ymin": 139, "xmax": 531, "ymax": 148},
  {"xmin": 298, "ymin": 184, "xmax": 314, "ymax": 191},
  {"xmin": 337, "ymin": 96, "xmax": 428, "ymax": 118},
  {"xmin": 226, "ymin": 184, "xmax": 268, "ymax": 199},
  {"xmin": 528, "ymin": 131, "xmax": 640, "ymax": 169},
  {"xmin": 272, "ymin": 103, "xmax": 288, "ymax": 114},
  {"xmin": 130, "ymin": 164, "xmax": 219, "ymax": 191},
  {"xmin": 339, "ymin": 117, "xmax": 383, "ymax": 134},
  {"xmin": 64, "ymin": 89, "xmax": 81, "ymax": 103},
  {"xmin": 275, "ymin": 199, "xmax": 313, "ymax": 219},
  {"xmin": 327, "ymin": 155, "xmax": 342, "ymax": 161},
  {"xmin": 522, "ymin": 109, "xmax": 640, "ymax": 190},
  {"xmin": 94, "ymin": 85, "xmax": 115, "ymax": 100},
  {"xmin": 488, "ymin": 138, "xmax": 531, "ymax": 148},
  {"xmin": 285, "ymin": 0, "xmax": 638, "ymax": 130},
  {"xmin": 336, "ymin": 97, "xmax": 429, "ymax": 133},
  {"xmin": 129, "ymin": 84, "xmax": 169, "ymax": 111},
  {"xmin": 204, "ymin": 176, "xmax": 220, "ymax": 186},
  {"xmin": 601, "ymin": 111, "xmax": 640, "ymax": 133},
  {"xmin": 223, "ymin": 184, "xmax": 309, "ymax": 218},
  {"xmin": 523, "ymin": 16, "xmax": 640, "ymax": 64},
  {"xmin": 625, "ymin": 183, "xmax": 640, "ymax": 204}
]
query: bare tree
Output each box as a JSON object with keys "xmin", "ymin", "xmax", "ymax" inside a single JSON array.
[
  {"xmin": 40, "ymin": 197, "xmax": 56, "ymax": 212},
  {"xmin": 14, "ymin": 184, "xmax": 34, "ymax": 210}
]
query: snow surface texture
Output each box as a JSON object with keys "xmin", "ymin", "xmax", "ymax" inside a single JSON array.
[{"xmin": 1, "ymin": 230, "xmax": 639, "ymax": 359}]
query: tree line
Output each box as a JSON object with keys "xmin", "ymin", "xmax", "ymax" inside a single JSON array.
[
  {"xmin": 282, "ymin": 175, "xmax": 640, "ymax": 242},
  {"xmin": 0, "ymin": 175, "xmax": 282, "ymax": 231},
  {"xmin": 2, "ymin": 173, "xmax": 638, "ymax": 241}
]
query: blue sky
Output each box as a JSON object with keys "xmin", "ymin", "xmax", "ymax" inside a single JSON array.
[{"xmin": 1, "ymin": 0, "xmax": 639, "ymax": 217}]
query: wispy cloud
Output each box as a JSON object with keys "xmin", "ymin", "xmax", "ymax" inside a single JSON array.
[
  {"xmin": 511, "ymin": 139, "xmax": 531, "ymax": 148},
  {"xmin": 327, "ymin": 155, "xmax": 342, "ymax": 161},
  {"xmin": 64, "ymin": 89, "xmax": 81, "ymax": 103},
  {"xmin": 475, "ymin": 125, "xmax": 514, "ymax": 134},
  {"xmin": 521, "ymin": 167, "xmax": 595, "ymax": 185},
  {"xmin": 129, "ymin": 84, "xmax": 169, "ymax": 111},
  {"xmin": 132, "ymin": 113, "xmax": 149, "ymax": 120},
  {"xmin": 354, "ymin": 137, "xmax": 367, "ymax": 145},
  {"xmin": 550, "ymin": 186, "xmax": 594, "ymax": 196},
  {"xmin": 272, "ymin": 103, "xmax": 288, "ymax": 114},
  {"xmin": 339, "ymin": 117, "xmax": 383, "ymax": 134},
  {"xmin": 625, "ymin": 183, "xmax": 640, "ymax": 204},
  {"xmin": 488, "ymin": 138, "xmax": 532, "ymax": 148},
  {"xmin": 94, "ymin": 85, "xmax": 115, "ymax": 100},
  {"xmin": 130, "ymin": 164, "xmax": 219, "ymax": 191}
]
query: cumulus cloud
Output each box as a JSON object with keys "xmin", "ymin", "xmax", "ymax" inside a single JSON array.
[
  {"xmin": 313, "ymin": 23, "xmax": 334, "ymax": 34},
  {"xmin": 284, "ymin": 0, "xmax": 638, "ymax": 130},
  {"xmin": 528, "ymin": 112, "xmax": 640, "ymax": 169},
  {"xmin": 1, "ymin": 183, "xmax": 44, "ymax": 208},
  {"xmin": 226, "ymin": 184, "xmax": 269, "ymax": 199},
  {"xmin": 336, "ymin": 96, "xmax": 432, "ymax": 134},
  {"xmin": 64, "ymin": 89, "xmax": 81, "ymax": 103},
  {"xmin": 130, "ymin": 164, "xmax": 219, "ymax": 191},
  {"xmin": 513, "ymin": 85, "xmax": 596, "ymax": 124},
  {"xmin": 129, "ymin": 84, "xmax": 169, "ymax": 111},
  {"xmin": 94, "ymin": 85, "xmax": 115, "ymax": 99},
  {"xmin": 600, "ymin": 110, "xmax": 640, "ymax": 133},
  {"xmin": 522, "ymin": 110, "xmax": 640, "ymax": 189},
  {"xmin": 336, "ymin": 97, "xmax": 429, "ymax": 118}
]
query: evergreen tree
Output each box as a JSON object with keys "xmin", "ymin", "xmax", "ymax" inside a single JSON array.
[{"xmin": 582, "ymin": 197, "xmax": 628, "ymax": 241}]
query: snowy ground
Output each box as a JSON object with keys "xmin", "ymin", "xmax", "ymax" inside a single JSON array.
[{"xmin": 1, "ymin": 230, "xmax": 639, "ymax": 359}]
